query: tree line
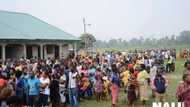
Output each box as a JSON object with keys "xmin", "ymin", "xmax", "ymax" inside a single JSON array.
[{"xmin": 94, "ymin": 30, "xmax": 190, "ymax": 50}]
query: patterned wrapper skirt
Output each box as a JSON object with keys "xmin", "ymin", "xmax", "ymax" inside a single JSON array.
[
  {"xmin": 110, "ymin": 84, "xmax": 119, "ymax": 105},
  {"xmin": 139, "ymin": 81, "xmax": 149, "ymax": 101}
]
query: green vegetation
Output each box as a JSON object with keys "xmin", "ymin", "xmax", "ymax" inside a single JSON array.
[
  {"xmin": 79, "ymin": 59, "xmax": 185, "ymax": 107},
  {"xmin": 95, "ymin": 30, "xmax": 190, "ymax": 51}
]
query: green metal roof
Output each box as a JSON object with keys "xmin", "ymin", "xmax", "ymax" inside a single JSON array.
[{"xmin": 0, "ymin": 10, "xmax": 80, "ymax": 41}]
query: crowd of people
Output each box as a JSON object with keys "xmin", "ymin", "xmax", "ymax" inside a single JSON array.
[{"xmin": 0, "ymin": 48, "xmax": 189, "ymax": 107}]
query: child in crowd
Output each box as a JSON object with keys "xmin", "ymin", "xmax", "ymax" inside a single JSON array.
[{"xmin": 152, "ymin": 72, "xmax": 168, "ymax": 102}]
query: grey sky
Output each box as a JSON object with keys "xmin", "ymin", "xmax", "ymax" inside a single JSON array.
[{"xmin": 0, "ymin": 0, "xmax": 190, "ymax": 40}]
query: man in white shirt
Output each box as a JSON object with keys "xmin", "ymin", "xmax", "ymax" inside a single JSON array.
[
  {"xmin": 59, "ymin": 73, "xmax": 67, "ymax": 106},
  {"xmin": 39, "ymin": 71, "xmax": 50, "ymax": 107},
  {"xmin": 68, "ymin": 68, "xmax": 78, "ymax": 107}
]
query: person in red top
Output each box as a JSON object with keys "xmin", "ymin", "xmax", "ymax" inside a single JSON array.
[
  {"xmin": 128, "ymin": 64, "xmax": 133, "ymax": 70},
  {"xmin": 0, "ymin": 75, "xmax": 7, "ymax": 90},
  {"xmin": 176, "ymin": 72, "xmax": 190, "ymax": 107},
  {"xmin": 128, "ymin": 64, "xmax": 139, "ymax": 78},
  {"xmin": 80, "ymin": 65, "xmax": 89, "ymax": 77}
]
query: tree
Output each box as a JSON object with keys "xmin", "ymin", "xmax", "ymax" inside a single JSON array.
[
  {"xmin": 94, "ymin": 30, "xmax": 190, "ymax": 50},
  {"xmin": 79, "ymin": 33, "xmax": 96, "ymax": 50},
  {"xmin": 176, "ymin": 31, "xmax": 190, "ymax": 44}
]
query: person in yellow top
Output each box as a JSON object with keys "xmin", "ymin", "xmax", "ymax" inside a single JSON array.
[
  {"xmin": 166, "ymin": 55, "xmax": 175, "ymax": 72},
  {"xmin": 81, "ymin": 77, "xmax": 90, "ymax": 91},
  {"xmin": 137, "ymin": 64, "xmax": 149, "ymax": 107},
  {"xmin": 15, "ymin": 65, "xmax": 23, "ymax": 71},
  {"xmin": 121, "ymin": 68, "xmax": 130, "ymax": 88},
  {"xmin": 102, "ymin": 76, "xmax": 110, "ymax": 100}
]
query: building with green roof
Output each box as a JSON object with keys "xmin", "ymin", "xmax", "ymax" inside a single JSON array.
[{"xmin": 0, "ymin": 10, "xmax": 80, "ymax": 60}]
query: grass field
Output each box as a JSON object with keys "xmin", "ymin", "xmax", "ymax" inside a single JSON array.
[{"xmin": 79, "ymin": 59, "xmax": 185, "ymax": 107}]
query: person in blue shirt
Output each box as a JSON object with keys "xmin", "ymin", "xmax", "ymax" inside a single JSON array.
[
  {"xmin": 15, "ymin": 70, "xmax": 25, "ymax": 106},
  {"xmin": 87, "ymin": 66, "xmax": 96, "ymax": 98},
  {"xmin": 89, "ymin": 66, "xmax": 96, "ymax": 84},
  {"xmin": 110, "ymin": 64, "xmax": 120, "ymax": 107},
  {"xmin": 27, "ymin": 72, "xmax": 41, "ymax": 107}
]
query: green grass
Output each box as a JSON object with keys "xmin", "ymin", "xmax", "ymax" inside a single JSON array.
[{"xmin": 79, "ymin": 59, "xmax": 185, "ymax": 107}]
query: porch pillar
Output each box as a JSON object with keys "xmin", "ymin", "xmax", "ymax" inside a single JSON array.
[
  {"xmin": 44, "ymin": 45, "xmax": 47, "ymax": 59},
  {"xmin": 59, "ymin": 44, "xmax": 63, "ymax": 59},
  {"xmin": 23, "ymin": 44, "xmax": 27, "ymax": 59},
  {"xmin": 74, "ymin": 42, "xmax": 77, "ymax": 56},
  {"xmin": 40, "ymin": 44, "xmax": 44, "ymax": 59},
  {"xmin": 2, "ymin": 44, "xmax": 6, "ymax": 63}
]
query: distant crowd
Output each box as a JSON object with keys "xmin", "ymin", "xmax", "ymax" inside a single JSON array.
[{"xmin": 0, "ymin": 48, "xmax": 190, "ymax": 107}]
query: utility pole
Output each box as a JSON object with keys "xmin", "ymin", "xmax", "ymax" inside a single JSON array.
[
  {"xmin": 83, "ymin": 18, "xmax": 86, "ymax": 33},
  {"xmin": 83, "ymin": 18, "xmax": 91, "ymax": 34},
  {"xmin": 82, "ymin": 18, "xmax": 91, "ymax": 51}
]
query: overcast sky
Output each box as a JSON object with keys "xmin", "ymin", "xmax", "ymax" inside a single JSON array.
[{"xmin": 0, "ymin": 0, "xmax": 190, "ymax": 40}]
